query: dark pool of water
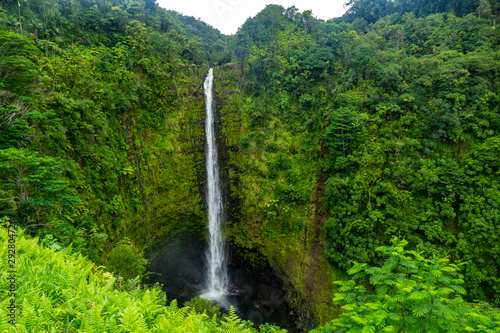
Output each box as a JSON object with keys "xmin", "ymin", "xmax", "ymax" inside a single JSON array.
[{"xmin": 146, "ymin": 236, "xmax": 308, "ymax": 332}]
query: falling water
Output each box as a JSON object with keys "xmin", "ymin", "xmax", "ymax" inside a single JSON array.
[{"xmin": 202, "ymin": 68, "xmax": 229, "ymax": 302}]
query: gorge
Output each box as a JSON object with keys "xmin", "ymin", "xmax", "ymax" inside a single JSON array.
[{"xmin": 146, "ymin": 67, "xmax": 307, "ymax": 332}]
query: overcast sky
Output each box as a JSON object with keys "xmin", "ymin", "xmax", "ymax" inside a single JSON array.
[{"xmin": 155, "ymin": 0, "xmax": 350, "ymax": 35}]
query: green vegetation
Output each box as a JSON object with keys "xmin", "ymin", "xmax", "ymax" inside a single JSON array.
[
  {"xmin": 106, "ymin": 239, "xmax": 148, "ymax": 281},
  {"xmin": 1, "ymin": 0, "xmax": 500, "ymax": 331},
  {"xmin": 0, "ymin": 224, "xmax": 285, "ymax": 332},
  {"xmin": 0, "ymin": 0, "xmax": 229, "ymax": 261},
  {"xmin": 313, "ymin": 237, "xmax": 500, "ymax": 332},
  {"xmin": 228, "ymin": 1, "xmax": 500, "ymax": 324}
]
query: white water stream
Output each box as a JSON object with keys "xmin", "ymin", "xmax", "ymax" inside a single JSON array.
[{"xmin": 202, "ymin": 68, "xmax": 229, "ymax": 302}]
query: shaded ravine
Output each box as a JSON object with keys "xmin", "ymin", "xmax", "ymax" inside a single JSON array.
[
  {"xmin": 147, "ymin": 237, "xmax": 305, "ymax": 332},
  {"xmin": 146, "ymin": 68, "xmax": 306, "ymax": 332}
]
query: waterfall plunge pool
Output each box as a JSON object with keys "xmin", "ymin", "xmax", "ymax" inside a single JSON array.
[{"xmin": 146, "ymin": 236, "xmax": 307, "ymax": 333}]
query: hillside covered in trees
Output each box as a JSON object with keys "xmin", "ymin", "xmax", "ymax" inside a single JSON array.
[{"xmin": 1, "ymin": 0, "xmax": 500, "ymax": 331}]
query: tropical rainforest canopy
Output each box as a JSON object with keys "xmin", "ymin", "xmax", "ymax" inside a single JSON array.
[{"xmin": 1, "ymin": 0, "xmax": 500, "ymax": 331}]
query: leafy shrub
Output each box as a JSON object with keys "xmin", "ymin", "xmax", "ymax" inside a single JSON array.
[
  {"xmin": 240, "ymin": 136, "xmax": 250, "ymax": 149},
  {"xmin": 183, "ymin": 297, "xmax": 221, "ymax": 322},
  {"xmin": 281, "ymin": 217, "xmax": 304, "ymax": 234},
  {"xmin": 267, "ymin": 153, "xmax": 292, "ymax": 179},
  {"xmin": 107, "ymin": 239, "xmax": 148, "ymax": 281},
  {"xmin": 275, "ymin": 153, "xmax": 291, "ymax": 170},
  {"xmin": 314, "ymin": 237, "xmax": 500, "ymax": 332},
  {"xmin": 275, "ymin": 183, "xmax": 308, "ymax": 205},
  {"xmin": 249, "ymin": 110, "xmax": 264, "ymax": 127}
]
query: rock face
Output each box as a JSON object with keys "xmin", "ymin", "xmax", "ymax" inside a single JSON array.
[
  {"xmin": 121, "ymin": 67, "xmax": 208, "ymax": 251},
  {"xmin": 142, "ymin": 65, "xmax": 335, "ymax": 330},
  {"xmin": 128, "ymin": 65, "xmax": 241, "ymax": 251}
]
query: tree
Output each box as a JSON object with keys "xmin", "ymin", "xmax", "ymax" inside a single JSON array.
[
  {"xmin": 305, "ymin": 47, "xmax": 334, "ymax": 78},
  {"xmin": 324, "ymin": 107, "xmax": 359, "ymax": 160},
  {"xmin": 126, "ymin": 19, "xmax": 147, "ymax": 52},
  {"xmin": 0, "ymin": 104, "xmax": 29, "ymax": 149},
  {"xmin": 106, "ymin": 239, "xmax": 148, "ymax": 281},
  {"xmin": 313, "ymin": 237, "xmax": 500, "ymax": 332},
  {"xmin": 0, "ymin": 148, "xmax": 79, "ymax": 220},
  {"xmin": 0, "ymin": 31, "xmax": 38, "ymax": 93},
  {"xmin": 477, "ymin": 0, "xmax": 492, "ymax": 19}
]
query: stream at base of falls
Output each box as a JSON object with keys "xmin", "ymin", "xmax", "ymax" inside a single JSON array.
[{"xmin": 147, "ymin": 237, "xmax": 308, "ymax": 333}]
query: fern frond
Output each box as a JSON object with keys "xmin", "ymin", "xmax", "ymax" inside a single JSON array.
[
  {"xmin": 0, "ymin": 308, "xmax": 15, "ymax": 332},
  {"xmin": 218, "ymin": 306, "xmax": 254, "ymax": 333},
  {"xmin": 120, "ymin": 306, "xmax": 148, "ymax": 333},
  {"xmin": 168, "ymin": 299, "xmax": 179, "ymax": 313}
]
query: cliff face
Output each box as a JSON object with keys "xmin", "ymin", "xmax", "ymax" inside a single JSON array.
[
  {"xmin": 107, "ymin": 64, "xmax": 335, "ymax": 328},
  {"xmin": 212, "ymin": 66, "xmax": 338, "ymax": 328},
  {"xmin": 121, "ymin": 67, "xmax": 208, "ymax": 252},
  {"xmin": 122, "ymin": 65, "xmax": 241, "ymax": 251}
]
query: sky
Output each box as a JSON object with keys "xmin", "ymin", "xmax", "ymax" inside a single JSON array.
[{"xmin": 155, "ymin": 0, "xmax": 351, "ymax": 35}]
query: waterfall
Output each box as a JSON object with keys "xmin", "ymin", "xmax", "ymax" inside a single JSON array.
[{"xmin": 202, "ymin": 68, "xmax": 229, "ymax": 301}]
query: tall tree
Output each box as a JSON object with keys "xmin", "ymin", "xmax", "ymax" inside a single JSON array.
[
  {"xmin": 0, "ymin": 31, "xmax": 38, "ymax": 93},
  {"xmin": 0, "ymin": 148, "xmax": 79, "ymax": 221}
]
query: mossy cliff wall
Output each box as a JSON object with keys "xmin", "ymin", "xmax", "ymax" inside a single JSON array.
[
  {"xmin": 212, "ymin": 66, "xmax": 339, "ymax": 328},
  {"xmin": 117, "ymin": 67, "xmax": 209, "ymax": 252},
  {"xmin": 121, "ymin": 65, "xmax": 336, "ymax": 328}
]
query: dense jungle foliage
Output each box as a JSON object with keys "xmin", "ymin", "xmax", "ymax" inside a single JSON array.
[
  {"xmin": 0, "ymin": 223, "xmax": 287, "ymax": 332},
  {"xmin": 1, "ymin": 0, "xmax": 500, "ymax": 331},
  {"xmin": 0, "ymin": 0, "xmax": 229, "ymax": 261},
  {"xmin": 232, "ymin": 0, "xmax": 500, "ymax": 309}
]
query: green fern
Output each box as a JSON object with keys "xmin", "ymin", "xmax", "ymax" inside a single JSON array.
[
  {"xmin": 120, "ymin": 306, "xmax": 148, "ymax": 332},
  {"xmin": 218, "ymin": 306, "xmax": 254, "ymax": 333},
  {"xmin": 315, "ymin": 237, "xmax": 500, "ymax": 332},
  {"xmin": 168, "ymin": 299, "xmax": 179, "ymax": 312},
  {"xmin": 0, "ymin": 308, "xmax": 15, "ymax": 332},
  {"xmin": 82, "ymin": 306, "xmax": 108, "ymax": 333},
  {"xmin": 0, "ymin": 227, "xmax": 287, "ymax": 333}
]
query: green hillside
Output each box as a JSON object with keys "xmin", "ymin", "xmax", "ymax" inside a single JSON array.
[
  {"xmin": 220, "ymin": 3, "xmax": 500, "ymax": 325},
  {"xmin": 1, "ymin": 0, "xmax": 500, "ymax": 331}
]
